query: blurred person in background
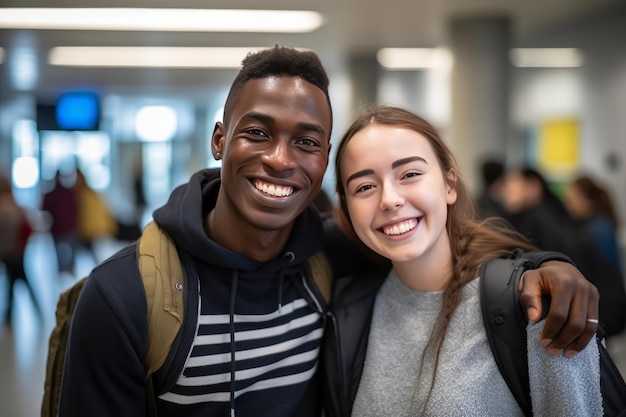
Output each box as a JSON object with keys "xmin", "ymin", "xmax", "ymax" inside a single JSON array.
[
  {"xmin": 132, "ymin": 157, "xmax": 147, "ymax": 223},
  {"xmin": 564, "ymin": 174, "xmax": 624, "ymax": 276},
  {"xmin": 114, "ymin": 156, "xmax": 147, "ymax": 242},
  {"xmin": 0, "ymin": 174, "xmax": 43, "ymax": 327},
  {"xmin": 74, "ymin": 169, "xmax": 118, "ymax": 264},
  {"xmin": 563, "ymin": 174, "xmax": 626, "ymax": 337},
  {"xmin": 503, "ymin": 167, "xmax": 626, "ymax": 337},
  {"xmin": 501, "ymin": 167, "xmax": 574, "ymax": 254},
  {"xmin": 42, "ymin": 170, "xmax": 79, "ymax": 281},
  {"xmin": 475, "ymin": 157, "xmax": 508, "ymax": 220}
]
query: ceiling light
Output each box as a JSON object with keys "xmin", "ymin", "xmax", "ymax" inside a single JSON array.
[
  {"xmin": 377, "ymin": 48, "xmax": 453, "ymax": 70},
  {"xmin": 0, "ymin": 8, "xmax": 323, "ymax": 33},
  {"xmin": 135, "ymin": 106, "xmax": 178, "ymax": 142},
  {"xmin": 49, "ymin": 47, "xmax": 271, "ymax": 68},
  {"xmin": 510, "ymin": 48, "xmax": 583, "ymax": 68},
  {"xmin": 10, "ymin": 48, "xmax": 39, "ymax": 90}
]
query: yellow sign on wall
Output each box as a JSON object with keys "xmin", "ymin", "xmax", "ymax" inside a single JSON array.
[{"xmin": 538, "ymin": 118, "xmax": 579, "ymax": 174}]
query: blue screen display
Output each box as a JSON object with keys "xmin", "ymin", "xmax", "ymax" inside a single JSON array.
[{"xmin": 55, "ymin": 92, "xmax": 100, "ymax": 130}]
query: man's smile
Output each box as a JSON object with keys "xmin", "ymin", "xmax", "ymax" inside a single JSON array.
[{"xmin": 253, "ymin": 179, "xmax": 295, "ymax": 197}]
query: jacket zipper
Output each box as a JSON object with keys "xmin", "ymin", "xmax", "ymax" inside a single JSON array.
[{"xmin": 326, "ymin": 310, "xmax": 348, "ymax": 416}]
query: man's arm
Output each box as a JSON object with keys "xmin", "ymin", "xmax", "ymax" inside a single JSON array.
[
  {"xmin": 519, "ymin": 254, "xmax": 600, "ymax": 358},
  {"xmin": 58, "ymin": 261, "xmax": 149, "ymax": 416}
]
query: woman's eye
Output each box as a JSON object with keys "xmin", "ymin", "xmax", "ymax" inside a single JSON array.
[
  {"xmin": 355, "ymin": 184, "xmax": 374, "ymax": 193},
  {"xmin": 403, "ymin": 171, "xmax": 421, "ymax": 179}
]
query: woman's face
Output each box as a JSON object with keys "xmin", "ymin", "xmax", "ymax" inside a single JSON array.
[
  {"xmin": 340, "ymin": 124, "xmax": 457, "ymax": 264},
  {"xmin": 564, "ymin": 182, "xmax": 592, "ymax": 220}
]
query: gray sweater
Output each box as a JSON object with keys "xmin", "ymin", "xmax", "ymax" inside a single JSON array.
[{"xmin": 351, "ymin": 270, "xmax": 603, "ymax": 417}]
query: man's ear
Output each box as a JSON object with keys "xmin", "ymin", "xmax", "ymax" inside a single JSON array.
[{"xmin": 211, "ymin": 122, "xmax": 225, "ymax": 160}]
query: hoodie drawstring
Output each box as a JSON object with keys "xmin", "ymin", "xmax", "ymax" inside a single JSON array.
[
  {"xmin": 279, "ymin": 252, "xmax": 296, "ymax": 315},
  {"xmin": 229, "ymin": 270, "xmax": 239, "ymax": 417},
  {"xmin": 277, "ymin": 271, "xmax": 286, "ymax": 315}
]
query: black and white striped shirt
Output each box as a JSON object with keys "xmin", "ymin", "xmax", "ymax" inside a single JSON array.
[{"xmin": 159, "ymin": 270, "xmax": 324, "ymax": 416}]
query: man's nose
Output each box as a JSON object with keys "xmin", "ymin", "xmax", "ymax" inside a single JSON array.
[{"xmin": 262, "ymin": 140, "xmax": 297, "ymax": 171}]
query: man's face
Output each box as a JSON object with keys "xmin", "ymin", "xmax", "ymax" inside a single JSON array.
[{"xmin": 213, "ymin": 76, "xmax": 332, "ymax": 232}]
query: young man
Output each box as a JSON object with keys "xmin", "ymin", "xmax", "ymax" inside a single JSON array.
[{"xmin": 58, "ymin": 46, "xmax": 599, "ymax": 417}]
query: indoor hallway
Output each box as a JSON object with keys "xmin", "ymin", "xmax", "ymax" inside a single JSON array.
[{"xmin": 0, "ymin": 229, "xmax": 126, "ymax": 417}]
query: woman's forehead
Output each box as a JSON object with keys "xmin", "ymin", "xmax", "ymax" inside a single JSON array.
[{"xmin": 346, "ymin": 125, "xmax": 433, "ymax": 157}]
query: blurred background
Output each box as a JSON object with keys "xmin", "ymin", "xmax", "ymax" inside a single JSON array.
[{"xmin": 1, "ymin": 1, "xmax": 626, "ymax": 416}]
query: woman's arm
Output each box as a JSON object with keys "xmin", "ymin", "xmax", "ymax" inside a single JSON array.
[{"xmin": 527, "ymin": 320, "xmax": 603, "ymax": 416}]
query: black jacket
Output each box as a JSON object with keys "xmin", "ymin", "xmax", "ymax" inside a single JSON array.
[
  {"xmin": 59, "ymin": 168, "xmax": 329, "ymax": 417},
  {"xmin": 320, "ymin": 221, "xmax": 390, "ymax": 417},
  {"xmin": 318, "ymin": 246, "xmax": 577, "ymax": 417}
]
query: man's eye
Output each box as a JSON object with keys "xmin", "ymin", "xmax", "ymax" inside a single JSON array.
[
  {"xmin": 296, "ymin": 138, "xmax": 320, "ymax": 147},
  {"xmin": 246, "ymin": 128, "xmax": 268, "ymax": 137}
]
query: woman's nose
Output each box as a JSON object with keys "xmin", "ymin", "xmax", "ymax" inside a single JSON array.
[{"xmin": 379, "ymin": 182, "xmax": 405, "ymax": 211}]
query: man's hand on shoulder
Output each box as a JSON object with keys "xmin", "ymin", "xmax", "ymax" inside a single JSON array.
[{"xmin": 519, "ymin": 260, "xmax": 599, "ymax": 358}]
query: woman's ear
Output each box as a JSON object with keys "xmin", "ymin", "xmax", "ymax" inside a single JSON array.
[
  {"xmin": 446, "ymin": 169, "xmax": 458, "ymax": 205},
  {"xmin": 211, "ymin": 122, "xmax": 225, "ymax": 160}
]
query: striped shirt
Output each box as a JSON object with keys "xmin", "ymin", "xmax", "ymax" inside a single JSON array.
[{"xmin": 159, "ymin": 272, "xmax": 324, "ymax": 416}]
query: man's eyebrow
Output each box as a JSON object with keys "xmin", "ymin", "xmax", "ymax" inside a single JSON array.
[
  {"xmin": 298, "ymin": 121, "xmax": 327, "ymax": 137},
  {"xmin": 241, "ymin": 112, "xmax": 327, "ymax": 136},
  {"xmin": 240, "ymin": 112, "xmax": 272, "ymax": 125},
  {"xmin": 345, "ymin": 156, "xmax": 427, "ymax": 186}
]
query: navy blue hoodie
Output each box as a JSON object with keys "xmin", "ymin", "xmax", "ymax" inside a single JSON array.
[{"xmin": 59, "ymin": 168, "xmax": 327, "ymax": 417}]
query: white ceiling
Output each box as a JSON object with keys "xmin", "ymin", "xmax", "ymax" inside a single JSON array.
[{"xmin": 0, "ymin": 0, "xmax": 623, "ymax": 103}]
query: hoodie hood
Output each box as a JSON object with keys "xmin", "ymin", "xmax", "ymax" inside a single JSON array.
[
  {"xmin": 152, "ymin": 168, "xmax": 325, "ymax": 271},
  {"xmin": 151, "ymin": 169, "xmax": 328, "ymax": 416}
]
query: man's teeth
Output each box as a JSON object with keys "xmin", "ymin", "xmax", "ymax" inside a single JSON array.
[
  {"xmin": 382, "ymin": 219, "xmax": 418, "ymax": 235},
  {"xmin": 254, "ymin": 180, "xmax": 294, "ymax": 197}
]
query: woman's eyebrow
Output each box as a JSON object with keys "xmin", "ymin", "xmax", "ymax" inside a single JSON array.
[
  {"xmin": 392, "ymin": 156, "xmax": 426, "ymax": 169},
  {"xmin": 345, "ymin": 169, "xmax": 374, "ymax": 187},
  {"xmin": 345, "ymin": 156, "xmax": 427, "ymax": 186}
]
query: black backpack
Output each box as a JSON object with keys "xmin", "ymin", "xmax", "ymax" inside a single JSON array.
[{"xmin": 480, "ymin": 256, "xmax": 626, "ymax": 417}]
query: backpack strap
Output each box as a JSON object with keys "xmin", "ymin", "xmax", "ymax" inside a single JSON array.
[
  {"xmin": 307, "ymin": 250, "xmax": 333, "ymax": 304},
  {"xmin": 479, "ymin": 257, "xmax": 534, "ymax": 417},
  {"xmin": 137, "ymin": 221, "xmax": 186, "ymax": 376},
  {"xmin": 41, "ymin": 276, "xmax": 88, "ymax": 417},
  {"xmin": 480, "ymin": 255, "xmax": 626, "ymax": 417}
]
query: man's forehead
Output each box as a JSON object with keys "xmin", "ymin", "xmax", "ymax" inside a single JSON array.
[
  {"xmin": 230, "ymin": 76, "xmax": 331, "ymax": 123},
  {"xmin": 241, "ymin": 75, "xmax": 324, "ymax": 96}
]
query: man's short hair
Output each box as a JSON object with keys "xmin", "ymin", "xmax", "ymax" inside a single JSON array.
[{"xmin": 223, "ymin": 46, "xmax": 332, "ymax": 125}]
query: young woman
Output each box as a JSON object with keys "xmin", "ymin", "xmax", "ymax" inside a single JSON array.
[
  {"xmin": 332, "ymin": 105, "xmax": 603, "ymax": 416},
  {"xmin": 564, "ymin": 174, "xmax": 623, "ymax": 275}
]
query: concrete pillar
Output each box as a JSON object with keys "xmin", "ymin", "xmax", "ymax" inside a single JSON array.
[
  {"xmin": 449, "ymin": 16, "xmax": 512, "ymax": 193},
  {"xmin": 347, "ymin": 53, "xmax": 380, "ymax": 119}
]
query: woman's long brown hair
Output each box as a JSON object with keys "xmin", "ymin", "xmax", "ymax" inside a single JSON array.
[{"xmin": 334, "ymin": 105, "xmax": 536, "ymax": 412}]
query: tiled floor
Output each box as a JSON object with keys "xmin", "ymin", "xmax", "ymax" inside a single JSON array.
[{"xmin": 1, "ymin": 231, "xmax": 626, "ymax": 417}]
